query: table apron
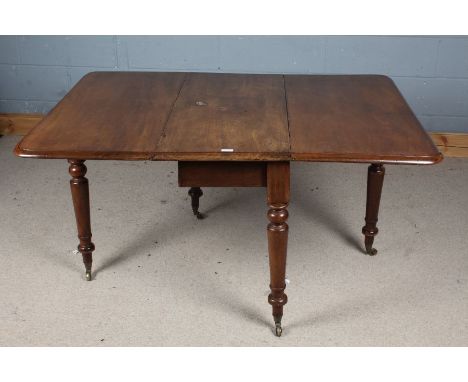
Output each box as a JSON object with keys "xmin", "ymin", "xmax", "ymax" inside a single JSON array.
[{"xmin": 178, "ymin": 161, "xmax": 267, "ymax": 187}]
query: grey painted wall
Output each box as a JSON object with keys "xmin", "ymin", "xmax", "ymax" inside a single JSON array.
[{"xmin": 1, "ymin": 36, "xmax": 467, "ymax": 132}]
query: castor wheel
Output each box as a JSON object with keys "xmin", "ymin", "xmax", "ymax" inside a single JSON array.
[
  {"xmin": 188, "ymin": 187, "xmax": 204, "ymax": 220},
  {"xmin": 85, "ymin": 271, "xmax": 92, "ymax": 281},
  {"xmin": 273, "ymin": 316, "xmax": 283, "ymax": 337},
  {"xmin": 366, "ymin": 247, "xmax": 378, "ymax": 256},
  {"xmin": 275, "ymin": 323, "xmax": 283, "ymax": 337},
  {"xmin": 364, "ymin": 236, "xmax": 378, "ymax": 256}
]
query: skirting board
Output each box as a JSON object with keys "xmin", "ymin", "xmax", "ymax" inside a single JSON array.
[
  {"xmin": 1, "ymin": 113, "xmax": 468, "ymax": 158},
  {"xmin": 428, "ymin": 133, "xmax": 468, "ymax": 158},
  {"xmin": 0, "ymin": 113, "xmax": 44, "ymax": 136}
]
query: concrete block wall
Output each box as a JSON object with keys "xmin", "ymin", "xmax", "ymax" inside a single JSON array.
[{"xmin": 0, "ymin": 36, "xmax": 467, "ymax": 132}]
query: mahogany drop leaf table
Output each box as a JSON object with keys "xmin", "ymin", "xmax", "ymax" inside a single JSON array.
[{"xmin": 15, "ymin": 72, "xmax": 442, "ymax": 337}]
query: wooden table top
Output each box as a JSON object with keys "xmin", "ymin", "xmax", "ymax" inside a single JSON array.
[{"xmin": 15, "ymin": 72, "xmax": 442, "ymax": 164}]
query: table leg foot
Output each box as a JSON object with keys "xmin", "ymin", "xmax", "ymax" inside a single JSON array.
[
  {"xmin": 69, "ymin": 160, "xmax": 95, "ymax": 281},
  {"xmin": 267, "ymin": 162, "xmax": 290, "ymax": 337},
  {"xmin": 274, "ymin": 315, "xmax": 283, "ymax": 337},
  {"xmin": 363, "ymin": 234, "xmax": 379, "ymax": 255},
  {"xmin": 362, "ymin": 163, "xmax": 385, "ymax": 256},
  {"xmin": 188, "ymin": 187, "xmax": 204, "ymax": 219},
  {"xmin": 364, "ymin": 236, "xmax": 378, "ymax": 256}
]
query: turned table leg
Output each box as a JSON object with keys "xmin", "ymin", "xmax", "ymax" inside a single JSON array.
[
  {"xmin": 266, "ymin": 162, "xmax": 290, "ymax": 337},
  {"xmin": 68, "ymin": 160, "xmax": 95, "ymax": 280},
  {"xmin": 362, "ymin": 163, "xmax": 385, "ymax": 256},
  {"xmin": 188, "ymin": 187, "xmax": 204, "ymax": 219}
]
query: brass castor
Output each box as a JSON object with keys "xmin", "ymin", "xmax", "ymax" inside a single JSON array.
[
  {"xmin": 365, "ymin": 236, "xmax": 378, "ymax": 256},
  {"xmin": 366, "ymin": 247, "xmax": 378, "ymax": 256},
  {"xmin": 274, "ymin": 316, "xmax": 283, "ymax": 337},
  {"xmin": 188, "ymin": 187, "xmax": 204, "ymax": 220},
  {"xmin": 85, "ymin": 271, "xmax": 92, "ymax": 281},
  {"xmin": 275, "ymin": 323, "xmax": 283, "ymax": 337}
]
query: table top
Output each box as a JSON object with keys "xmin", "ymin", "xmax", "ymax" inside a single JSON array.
[{"xmin": 15, "ymin": 72, "xmax": 442, "ymax": 164}]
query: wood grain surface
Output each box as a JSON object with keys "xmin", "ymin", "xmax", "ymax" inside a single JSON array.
[
  {"xmin": 178, "ymin": 161, "xmax": 267, "ymax": 187},
  {"xmin": 285, "ymin": 75, "xmax": 442, "ymax": 164},
  {"xmin": 15, "ymin": 72, "xmax": 186, "ymax": 160},
  {"xmin": 14, "ymin": 72, "xmax": 442, "ymax": 164},
  {"xmin": 156, "ymin": 73, "xmax": 290, "ymax": 161}
]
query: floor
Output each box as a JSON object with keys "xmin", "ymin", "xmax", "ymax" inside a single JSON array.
[{"xmin": 1, "ymin": 135, "xmax": 467, "ymax": 346}]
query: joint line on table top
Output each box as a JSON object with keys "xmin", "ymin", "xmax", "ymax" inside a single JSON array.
[
  {"xmin": 282, "ymin": 75, "xmax": 292, "ymax": 155},
  {"xmin": 153, "ymin": 72, "xmax": 189, "ymax": 159}
]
